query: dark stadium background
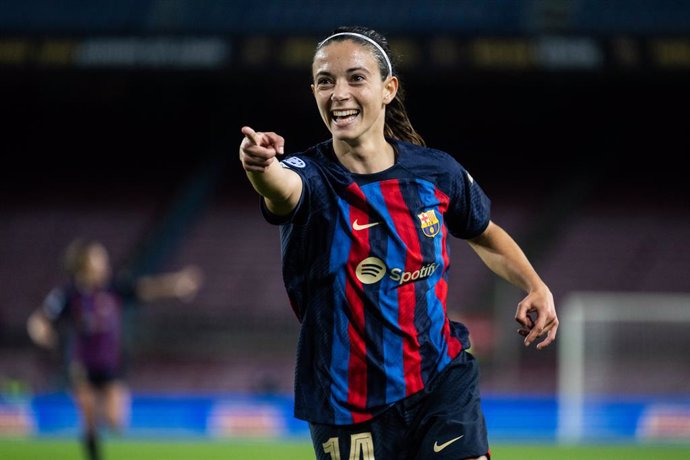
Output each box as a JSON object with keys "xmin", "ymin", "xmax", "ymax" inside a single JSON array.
[{"xmin": 0, "ymin": 0, "xmax": 688, "ymax": 442}]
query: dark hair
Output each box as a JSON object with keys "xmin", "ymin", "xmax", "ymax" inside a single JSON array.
[{"xmin": 316, "ymin": 26, "xmax": 425, "ymax": 146}]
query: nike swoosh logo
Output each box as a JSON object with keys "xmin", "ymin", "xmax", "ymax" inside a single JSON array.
[
  {"xmin": 433, "ymin": 435, "xmax": 464, "ymax": 453},
  {"xmin": 352, "ymin": 220, "xmax": 380, "ymax": 231}
]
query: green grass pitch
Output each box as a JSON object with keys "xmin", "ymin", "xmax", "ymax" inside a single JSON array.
[{"xmin": 1, "ymin": 438, "xmax": 690, "ymax": 459}]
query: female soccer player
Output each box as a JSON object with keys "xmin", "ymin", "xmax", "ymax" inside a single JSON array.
[
  {"xmin": 239, "ymin": 26, "xmax": 558, "ymax": 460},
  {"xmin": 27, "ymin": 239, "xmax": 202, "ymax": 460}
]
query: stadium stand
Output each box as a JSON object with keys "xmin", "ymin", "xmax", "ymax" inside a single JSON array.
[{"xmin": 1, "ymin": 0, "xmax": 688, "ymax": 399}]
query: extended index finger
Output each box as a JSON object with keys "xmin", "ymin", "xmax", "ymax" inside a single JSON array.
[{"xmin": 241, "ymin": 126, "xmax": 260, "ymax": 145}]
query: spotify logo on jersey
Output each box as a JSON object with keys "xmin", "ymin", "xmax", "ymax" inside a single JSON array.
[
  {"xmin": 355, "ymin": 257, "xmax": 439, "ymax": 286},
  {"xmin": 355, "ymin": 257, "xmax": 387, "ymax": 284}
]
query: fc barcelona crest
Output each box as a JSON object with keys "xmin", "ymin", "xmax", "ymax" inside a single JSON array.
[{"xmin": 417, "ymin": 210, "xmax": 440, "ymax": 238}]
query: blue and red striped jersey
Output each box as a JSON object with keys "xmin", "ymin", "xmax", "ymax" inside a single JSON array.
[{"xmin": 262, "ymin": 139, "xmax": 491, "ymax": 425}]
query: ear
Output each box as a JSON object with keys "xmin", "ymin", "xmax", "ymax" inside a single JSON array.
[
  {"xmin": 383, "ymin": 76, "xmax": 399, "ymax": 105},
  {"xmin": 310, "ymin": 83, "xmax": 316, "ymax": 97}
]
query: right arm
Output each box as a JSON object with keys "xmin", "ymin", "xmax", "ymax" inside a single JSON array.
[
  {"xmin": 27, "ymin": 309, "xmax": 58, "ymax": 349},
  {"xmin": 239, "ymin": 126, "xmax": 303, "ymax": 216},
  {"xmin": 27, "ymin": 287, "xmax": 67, "ymax": 350},
  {"xmin": 135, "ymin": 265, "xmax": 203, "ymax": 303}
]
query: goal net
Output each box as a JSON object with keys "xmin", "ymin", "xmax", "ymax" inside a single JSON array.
[{"xmin": 557, "ymin": 292, "xmax": 690, "ymax": 442}]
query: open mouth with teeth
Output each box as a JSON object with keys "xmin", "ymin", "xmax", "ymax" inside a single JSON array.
[{"xmin": 331, "ymin": 109, "xmax": 360, "ymax": 126}]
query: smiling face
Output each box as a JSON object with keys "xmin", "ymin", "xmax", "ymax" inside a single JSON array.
[{"xmin": 311, "ymin": 39, "xmax": 397, "ymax": 146}]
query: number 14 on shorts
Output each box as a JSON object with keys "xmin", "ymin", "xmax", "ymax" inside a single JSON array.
[{"xmin": 322, "ymin": 432, "xmax": 375, "ymax": 460}]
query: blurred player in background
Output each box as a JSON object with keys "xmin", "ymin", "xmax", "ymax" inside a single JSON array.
[
  {"xmin": 239, "ymin": 25, "xmax": 558, "ymax": 460},
  {"xmin": 26, "ymin": 238, "xmax": 203, "ymax": 460}
]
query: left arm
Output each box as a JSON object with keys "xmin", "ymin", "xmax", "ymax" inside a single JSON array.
[
  {"xmin": 467, "ymin": 220, "xmax": 558, "ymax": 350},
  {"xmin": 136, "ymin": 265, "xmax": 204, "ymax": 303}
]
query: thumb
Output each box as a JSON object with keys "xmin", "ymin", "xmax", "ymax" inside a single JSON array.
[{"xmin": 262, "ymin": 131, "xmax": 285, "ymax": 155}]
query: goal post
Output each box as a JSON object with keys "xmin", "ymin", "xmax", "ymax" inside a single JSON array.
[{"xmin": 557, "ymin": 291, "xmax": 690, "ymax": 443}]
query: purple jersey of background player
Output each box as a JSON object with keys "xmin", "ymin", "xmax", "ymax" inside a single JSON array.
[{"xmin": 42, "ymin": 281, "xmax": 136, "ymax": 373}]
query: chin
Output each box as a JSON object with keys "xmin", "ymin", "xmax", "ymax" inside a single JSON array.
[{"xmin": 330, "ymin": 128, "xmax": 361, "ymax": 142}]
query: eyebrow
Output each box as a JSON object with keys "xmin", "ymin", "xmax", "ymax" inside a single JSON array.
[{"xmin": 314, "ymin": 66, "xmax": 372, "ymax": 77}]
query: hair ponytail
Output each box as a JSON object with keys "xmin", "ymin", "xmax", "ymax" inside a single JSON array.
[{"xmin": 384, "ymin": 85, "xmax": 425, "ymax": 146}]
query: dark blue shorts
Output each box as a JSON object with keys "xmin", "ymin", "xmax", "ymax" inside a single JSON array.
[
  {"xmin": 70, "ymin": 362, "xmax": 123, "ymax": 389},
  {"xmin": 309, "ymin": 351, "xmax": 490, "ymax": 459}
]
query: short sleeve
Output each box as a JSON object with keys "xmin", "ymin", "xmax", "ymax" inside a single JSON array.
[
  {"xmin": 444, "ymin": 162, "xmax": 491, "ymax": 239},
  {"xmin": 41, "ymin": 287, "xmax": 68, "ymax": 321}
]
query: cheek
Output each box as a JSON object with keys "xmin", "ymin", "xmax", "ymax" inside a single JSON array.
[{"xmin": 316, "ymin": 97, "xmax": 330, "ymax": 114}]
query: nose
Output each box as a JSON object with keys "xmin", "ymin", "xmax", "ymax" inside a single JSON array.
[{"xmin": 331, "ymin": 79, "xmax": 349, "ymax": 102}]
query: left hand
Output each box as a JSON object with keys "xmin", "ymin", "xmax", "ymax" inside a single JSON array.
[
  {"xmin": 173, "ymin": 265, "xmax": 204, "ymax": 302},
  {"xmin": 515, "ymin": 286, "xmax": 558, "ymax": 350}
]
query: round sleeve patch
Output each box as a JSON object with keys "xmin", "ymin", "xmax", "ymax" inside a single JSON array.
[{"xmin": 281, "ymin": 156, "xmax": 306, "ymax": 169}]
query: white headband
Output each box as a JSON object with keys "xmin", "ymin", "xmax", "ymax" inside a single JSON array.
[{"xmin": 318, "ymin": 32, "xmax": 392, "ymax": 77}]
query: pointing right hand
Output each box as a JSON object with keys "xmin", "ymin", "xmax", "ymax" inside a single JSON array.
[{"xmin": 239, "ymin": 126, "xmax": 285, "ymax": 172}]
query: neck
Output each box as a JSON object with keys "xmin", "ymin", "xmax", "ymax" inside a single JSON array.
[
  {"xmin": 74, "ymin": 278, "xmax": 103, "ymax": 293},
  {"xmin": 332, "ymin": 136, "xmax": 395, "ymax": 174}
]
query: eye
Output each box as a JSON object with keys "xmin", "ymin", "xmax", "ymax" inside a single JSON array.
[
  {"xmin": 350, "ymin": 74, "xmax": 366, "ymax": 82},
  {"xmin": 316, "ymin": 77, "xmax": 333, "ymax": 86}
]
